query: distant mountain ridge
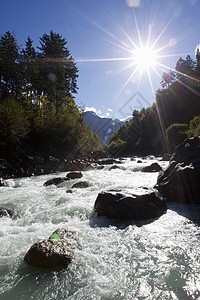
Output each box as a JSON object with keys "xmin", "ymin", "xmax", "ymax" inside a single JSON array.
[{"xmin": 84, "ymin": 111, "xmax": 125, "ymax": 144}]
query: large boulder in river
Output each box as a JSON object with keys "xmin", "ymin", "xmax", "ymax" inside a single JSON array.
[
  {"xmin": 24, "ymin": 229, "xmax": 80, "ymax": 268},
  {"xmin": 156, "ymin": 136, "xmax": 200, "ymax": 204},
  {"xmin": 142, "ymin": 162, "xmax": 162, "ymax": 172},
  {"xmin": 94, "ymin": 191, "xmax": 166, "ymax": 220}
]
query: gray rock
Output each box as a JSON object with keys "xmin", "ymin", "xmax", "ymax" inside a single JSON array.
[
  {"xmin": 66, "ymin": 189, "xmax": 73, "ymax": 193},
  {"xmin": 161, "ymin": 153, "xmax": 171, "ymax": 161},
  {"xmin": 0, "ymin": 177, "xmax": 5, "ymax": 187},
  {"xmin": 142, "ymin": 162, "xmax": 162, "ymax": 172},
  {"xmin": 24, "ymin": 228, "xmax": 80, "ymax": 268},
  {"xmin": 156, "ymin": 137, "xmax": 200, "ymax": 204},
  {"xmin": 109, "ymin": 165, "xmax": 121, "ymax": 171},
  {"xmin": 97, "ymin": 158, "xmax": 123, "ymax": 165},
  {"xmin": 43, "ymin": 177, "xmax": 69, "ymax": 187},
  {"xmin": 71, "ymin": 181, "xmax": 90, "ymax": 189},
  {"xmin": 0, "ymin": 208, "xmax": 13, "ymax": 218},
  {"xmin": 66, "ymin": 172, "xmax": 83, "ymax": 180}
]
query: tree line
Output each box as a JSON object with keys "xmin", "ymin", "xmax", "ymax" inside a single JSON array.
[
  {"xmin": 0, "ymin": 31, "xmax": 102, "ymax": 160},
  {"xmin": 107, "ymin": 51, "xmax": 200, "ymax": 156}
]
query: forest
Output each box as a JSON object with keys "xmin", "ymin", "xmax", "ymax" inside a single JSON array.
[
  {"xmin": 0, "ymin": 31, "xmax": 102, "ymax": 163},
  {"xmin": 107, "ymin": 53, "xmax": 200, "ymax": 156},
  {"xmin": 1, "ymin": 30, "xmax": 200, "ymax": 165}
]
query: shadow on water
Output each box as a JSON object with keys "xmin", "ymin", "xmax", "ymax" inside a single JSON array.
[
  {"xmin": 89, "ymin": 211, "xmax": 164, "ymax": 229},
  {"xmin": 0, "ymin": 259, "xmax": 71, "ymax": 300},
  {"xmin": 167, "ymin": 202, "xmax": 200, "ymax": 225}
]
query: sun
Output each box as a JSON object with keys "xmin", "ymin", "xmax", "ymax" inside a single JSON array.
[{"xmin": 132, "ymin": 46, "xmax": 157, "ymax": 70}]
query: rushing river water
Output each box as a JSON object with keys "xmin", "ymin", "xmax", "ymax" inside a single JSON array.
[{"xmin": 0, "ymin": 157, "xmax": 200, "ymax": 300}]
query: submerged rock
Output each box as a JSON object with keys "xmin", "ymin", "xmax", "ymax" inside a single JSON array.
[
  {"xmin": 94, "ymin": 191, "xmax": 166, "ymax": 221},
  {"xmin": 43, "ymin": 177, "xmax": 69, "ymax": 187},
  {"xmin": 71, "ymin": 181, "xmax": 90, "ymax": 189},
  {"xmin": 24, "ymin": 228, "xmax": 80, "ymax": 268},
  {"xmin": 0, "ymin": 208, "xmax": 13, "ymax": 218},
  {"xmin": 66, "ymin": 172, "xmax": 83, "ymax": 180},
  {"xmin": 156, "ymin": 137, "xmax": 200, "ymax": 204},
  {"xmin": 109, "ymin": 165, "xmax": 121, "ymax": 171},
  {"xmin": 0, "ymin": 177, "xmax": 6, "ymax": 187},
  {"xmin": 96, "ymin": 158, "xmax": 123, "ymax": 165},
  {"xmin": 142, "ymin": 162, "xmax": 162, "ymax": 173}
]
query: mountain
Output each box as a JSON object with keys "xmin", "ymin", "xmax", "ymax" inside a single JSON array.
[{"xmin": 84, "ymin": 111, "xmax": 125, "ymax": 144}]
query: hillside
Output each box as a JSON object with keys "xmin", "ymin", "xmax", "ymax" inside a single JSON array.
[{"xmin": 84, "ymin": 111, "xmax": 125, "ymax": 144}]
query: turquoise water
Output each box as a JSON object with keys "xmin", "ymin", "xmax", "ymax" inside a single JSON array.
[{"xmin": 0, "ymin": 158, "xmax": 200, "ymax": 299}]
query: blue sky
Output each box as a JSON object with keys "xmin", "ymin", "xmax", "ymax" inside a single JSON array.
[{"xmin": 1, "ymin": 0, "xmax": 200, "ymax": 119}]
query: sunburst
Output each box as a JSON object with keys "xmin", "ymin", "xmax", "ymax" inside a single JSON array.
[{"xmin": 74, "ymin": 4, "xmax": 200, "ymax": 105}]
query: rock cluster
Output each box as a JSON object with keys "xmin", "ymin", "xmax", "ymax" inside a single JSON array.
[
  {"xmin": 155, "ymin": 137, "xmax": 200, "ymax": 204},
  {"xmin": 0, "ymin": 152, "xmax": 117, "ymax": 179}
]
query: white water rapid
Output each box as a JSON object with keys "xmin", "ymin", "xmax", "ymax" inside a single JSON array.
[{"xmin": 0, "ymin": 157, "xmax": 200, "ymax": 299}]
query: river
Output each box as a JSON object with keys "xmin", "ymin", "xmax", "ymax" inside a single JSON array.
[{"xmin": 0, "ymin": 157, "xmax": 200, "ymax": 299}]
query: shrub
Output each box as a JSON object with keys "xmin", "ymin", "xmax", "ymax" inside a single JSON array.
[
  {"xmin": 166, "ymin": 123, "xmax": 189, "ymax": 151},
  {"xmin": 187, "ymin": 115, "xmax": 200, "ymax": 137}
]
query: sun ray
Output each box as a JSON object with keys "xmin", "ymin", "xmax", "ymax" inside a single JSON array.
[
  {"xmin": 151, "ymin": 65, "xmax": 163, "ymax": 79},
  {"xmin": 151, "ymin": 14, "xmax": 176, "ymax": 49},
  {"xmin": 93, "ymin": 33, "xmax": 138, "ymax": 56},
  {"xmin": 132, "ymin": 10, "xmax": 143, "ymax": 48},
  {"xmin": 156, "ymin": 53, "xmax": 190, "ymax": 58},
  {"xmin": 115, "ymin": 61, "xmax": 136, "ymax": 75},
  {"xmin": 146, "ymin": 22, "xmax": 153, "ymax": 48},
  {"xmin": 98, "ymin": 1, "xmax": 140, "ymax": 51},
  {"xmin": 75, "ymin": 57, "xmax": 132, "ymax": 63},
  {"xmin": 137, "ymin": 68, "xmax": 144, "ymax": 90},
  {"xmin": 66, "ymin": 3, "xmax": 200, "ymax": 112},
  {"xmin": 115, "ymin": 66, "xmax": 140, "ymax": 99},
  {"xmin": 147, "ymin": 68, "xmax": 155, "ymax": 96}
]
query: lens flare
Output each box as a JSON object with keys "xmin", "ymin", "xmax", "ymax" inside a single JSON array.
[{"xmin": 126, "ymin": 0, "xmax": 141, "ymax": 8}]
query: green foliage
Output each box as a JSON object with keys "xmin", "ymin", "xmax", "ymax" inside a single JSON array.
[
  {"xmin": 37, "ymin": 31, "xmax": 78, "ymax": 111},
  {"xmin": 107, "ymin": 103, "xmax": 163, "ymax": 156},
  {"xmin": 166, "ymin": 123, "xmax": 189, "ymax": 150},
  {"xmin": 0, "ymin": 97, "xmax": 29, "ymax": 157},
  {"xmin": 187, "ymin": 115, "xmax": 200, "ymax": 137},
  {"xmin": 107, "ymin": 138, "xmax": 126, "ymax": 155},
  {"xmin": 0, "ymin": 31, "xmax": 102, "ymax": 161},
  {"xmin": 0, "ymin": 31, "xmax": 20, "ymax": 97}
]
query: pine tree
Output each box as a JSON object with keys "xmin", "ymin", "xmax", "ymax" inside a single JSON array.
[
  {"xmin": 175, "ymin": 55, "xmax": 195, "ymax": 83},
  {"xmin": 0, "ymin": 31, "xmax": 20, "ymax": 98},
  {"xmin": 37, "ymin": 31, "xmax": 78, "ymax": 112},
  {"xmin": 21, "ymin": 36, "xmax": 38, "ymax": 103}
]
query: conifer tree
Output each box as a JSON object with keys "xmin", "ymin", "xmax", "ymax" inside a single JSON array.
[
  {"xmin": 21, "ymin": 36, "xmax": 38, "ymax": 103},
  {"xmin": 0, "ymin": 31, "xmax": 20, "ymax": 98},
  {"xmin": 37, "ymin": 31, "xmax": 78, "ymax": 112}
]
